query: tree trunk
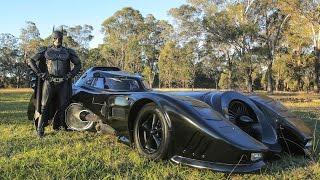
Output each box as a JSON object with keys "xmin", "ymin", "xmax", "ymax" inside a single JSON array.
[
  {"xmin": 314, "ymin": 48, "xmax": 320, "ymax": 93},
  {"xmin": 275, "ymin": 79, "xmax": 279, "ymax": 92},
  {"xmin": 275, "ymin": 67, "xmax": 281, "ymax": 91},
  {"xmin": 246, "ymin": 77, "xmax": 253, "ymax": 93},
  {"xmin": 307, "ymin": 76, "xmax": 312, "ymax": 93},
  {"xmin": 284, "ymin": 82, "xmax": 287, "ymax": 92},
  {"xmin": 16, "ymin": 76, "xmax": 20, "ymax": 88},
  {"xmin": 215, "ymin": 79, "xmax": 218, "ymax": 89},
  {"xmin": 121, "ymin": 45, "xmax": 125, "ymax": 70},
  {"xmin": 266, "ymin": 61, "xmax": 273, "ymax": 94},
  {"xmin": 228, "ymin": 70, "xmax": 233, "ymax": 90},
  {"xmin": 245, "ymin": 67, "xmax": 253, "ymax": 92},
  {"xmin": 297, "ymin": 78, "xmax": 301, "ymax": 91},
  {"xmin": 227, "ymin": 53, "xmax": 233, "ymax": 90},
  {"xmin": 215, "ymin": 75, "xmax": 219, "ymax": 90},
  {"xmin": 300, "ymin": 80, "xmax": 304, "ymax": 92}
]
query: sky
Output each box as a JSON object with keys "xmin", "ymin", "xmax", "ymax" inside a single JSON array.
[{"xmin": 0, "ymin": 0, "xmax": 186, "ymax": 48}]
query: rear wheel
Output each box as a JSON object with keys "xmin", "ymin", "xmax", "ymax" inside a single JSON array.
[{"xmin": 134, "ymin": 103, "xmax": 170, "ymax": 160}]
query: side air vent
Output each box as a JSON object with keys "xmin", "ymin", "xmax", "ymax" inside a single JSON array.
[{"xmin": 228, "ymin": 100, "xmax": 262, "ymax": 141}]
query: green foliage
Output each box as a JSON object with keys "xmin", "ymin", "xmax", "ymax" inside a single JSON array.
[
  {"xmin": 142, "ymin": 66, "xmax": 153, "ymax": 88},
  {"xmin": 19, "ymin": 21, "xmax": 41, "ymax": 58},
  {"xmin": 100, "ymin": 8, "xmax": 174, "ymax": 87},
  {"xmin": 101, "ymin": 7, "xmax": 144, "ymax": 73},
  {"xmin": 218, "ymin": 73, "xmax": 229, "ymax": 89},
  {"xmin": 1, "ymin": 1, "xmax": 320, "ymax": 92},
  {"xmin": 68, "ymin": 25, "xmax": 94, "ymax": 49},
  {"xmin": 158, "ymin": 41, "xmax": 178, "ymax": 88},
  {"xmin": 158, "ymin": 41, "xmax": 193, "ymax": 88},
  {"xmin": 0, "ymin": 33, "xmax": 28, "ymax": 88}
]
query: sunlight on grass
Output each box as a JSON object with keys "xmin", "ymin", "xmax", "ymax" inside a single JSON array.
[{"xmin": 0, "ymin": 90, "xmax": 319, "ymax": 179}]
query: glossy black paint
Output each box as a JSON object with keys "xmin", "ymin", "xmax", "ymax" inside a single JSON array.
[{"xmin": 32, "ymin": 66, "xmax": 313, "ymax": 172}]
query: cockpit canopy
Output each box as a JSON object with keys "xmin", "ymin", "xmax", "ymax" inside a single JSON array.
[{"xmin": 74, "ymin": 67, "xmax": 150, "ymax": 92}]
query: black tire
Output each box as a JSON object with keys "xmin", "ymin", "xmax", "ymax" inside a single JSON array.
[{"xmin": 133, "ymin": 103, "xmax": 171, "ymax": 160}]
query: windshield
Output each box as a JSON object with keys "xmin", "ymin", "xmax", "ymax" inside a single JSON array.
[
  {"xmin": 91, "ymin": 76, "xmax": 141, "ymax": 91},
  {"xmin": 105, "ymin": 77, "xmax": 140, "ymax": 91}
]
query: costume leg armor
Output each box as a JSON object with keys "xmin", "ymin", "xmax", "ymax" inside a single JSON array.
[
  {"xmin": 59, "ymin": 81, "xmax": 70, "ymax": 129},
  {"xmin": 38, "ymin": 80, "xmax": 52, "ymax": 137},
  {"xmin": 52, "ymin": 81, "xmax": 70, "ymax": 130}
]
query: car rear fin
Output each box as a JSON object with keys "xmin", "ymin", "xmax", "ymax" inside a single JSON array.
[{"xmin": 92, "ymin": 67, "xmax": 121, "ymax": 72}]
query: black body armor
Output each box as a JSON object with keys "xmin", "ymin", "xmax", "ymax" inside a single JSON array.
[
  {"xmin": 45, "ymin": 47, "xmax": 70, "ymax": 77},
  {"xmin": 28, "ymin": 44, "xmax": 81, "ymax": 137},
  {"xmin": 29, "ymin": 46, "xmax": 81, "ymax": 78}
]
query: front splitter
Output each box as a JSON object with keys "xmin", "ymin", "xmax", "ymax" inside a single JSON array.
[{"xmin": 171, "ymin": 155, "xmax": 265, "ymax": 173}]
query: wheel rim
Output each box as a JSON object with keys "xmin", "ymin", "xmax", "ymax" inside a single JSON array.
[
  {"xmin": 65, "ymin": 103, "xmax": 95, "ymax": 131},
  {"xmin": 138, "ymin": 111, "xmax": 163, "ymax": 154}
]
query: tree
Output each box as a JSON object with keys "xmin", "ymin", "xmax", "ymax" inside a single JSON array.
[
  {"xmin": 281, "ymin": 0, "xmax": 320, "ymax": 93},
  {"xmin": 68, "ymin": 25, "xmax": 94, "ymax": 49},
  {"xmin": 202, "ymin": 1, "xmax": 263, "ymax": 92},
  {"xmin": 158, "ymin": 41, "xmax": 179, "ymax": 88},
  {"xmin": 141, "ymin": 15, "xmax": 173, "ymax": 87},
  {"xmin": 0, "ymin": 33, "xmax": 27, "ymax": 88},
  {"xmin": 85, "ymin": 47, "xmax": 109, "ymax": 69},
  {"xmin": 0, "ymin": 33, "xmax": 17, "ymax": 86},
  {"xmin": 169, "ymin": 4, "xmax": 202, "ymax": 88},
  {"xmin": 19, "ymin": 21, "xmax": 41, "ymax": 63},
  {"xmin": 102, "ymin": 7, "xmax": 144, "ymax": 72},
  {"xmin": 67, "ymin": 25, "xmax": 94, "ymax": 70},
  {"xmin": 254, "ymin": 0, "xmax": 290, "ymax": 93}
]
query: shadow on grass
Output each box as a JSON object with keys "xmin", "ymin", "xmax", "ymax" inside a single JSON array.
[
  {"xmin": 0, "ymin": 130, "xmax": 106, "ymax": 158},
  {"xmin": 291, "ymin": 110, "xmax": 320, "ymax": 154},
  {"xmin": 256, "ymin": 109, "xmax": 320, "ymax": 176},
  {"xmin": 0, "ymin": 113, "xmax": 30, "ymax": 125},
  {"xmin": 0, "ymin": 101, "xmax": 28, "ymax": 112}
]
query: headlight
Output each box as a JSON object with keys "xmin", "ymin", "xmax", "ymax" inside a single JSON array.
[
  {"xmin": 250, "ymin": 153, "xmax": 263, "ymax": 161},
  {"xmin": 305, "ymin": 140, "xmax": 313, "ymax": 147}
]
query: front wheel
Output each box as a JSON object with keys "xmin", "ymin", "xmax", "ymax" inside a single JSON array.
[{"xmin": 133, "ymin": 103, "xmax": 171, "ymax": 160}]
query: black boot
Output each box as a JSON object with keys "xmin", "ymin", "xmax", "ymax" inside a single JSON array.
[
  {"xmin": 52, "ymin": 116, "xmax": 61, "ymax": 131},
  {"xmin": 37, "ymin": 116, "xmax": 45, "ymax": 138}
]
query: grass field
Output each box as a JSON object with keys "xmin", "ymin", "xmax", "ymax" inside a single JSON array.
[{"xmin": 0, "ymin": 89, "xmax": 319, "ymax": 179}]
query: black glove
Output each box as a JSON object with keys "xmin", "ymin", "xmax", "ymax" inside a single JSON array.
[
  {"xmin": 37, "ymin": 73, "xmax": 49, "ymax": 80},
  {"xmin": 63, "ymin": 73, "xmax": 73, "ymax": 81}
]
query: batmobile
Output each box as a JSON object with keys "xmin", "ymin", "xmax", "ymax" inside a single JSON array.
[{"xmin": 28, "ymin": 67, "xmax": 313, "ymax": 173}]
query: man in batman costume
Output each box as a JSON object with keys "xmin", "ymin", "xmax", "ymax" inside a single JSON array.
[{"xmin": 28, "ymin": 29, "xmax": 82, "ymax": 137}]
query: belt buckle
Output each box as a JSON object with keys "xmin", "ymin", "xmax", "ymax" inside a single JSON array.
[{"xmin": 52, "ymin": 78, "xmax": 61, "ymax": 83}]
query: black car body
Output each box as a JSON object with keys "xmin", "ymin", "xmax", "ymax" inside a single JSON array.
[{"xmin": 28, "ymin": 67, "xmax": 314, "ymax": 173}]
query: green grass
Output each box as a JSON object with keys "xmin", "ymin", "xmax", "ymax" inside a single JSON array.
[{"xmin": 0, "ymin": 90, "xmax": 319, "ymax": 179}]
